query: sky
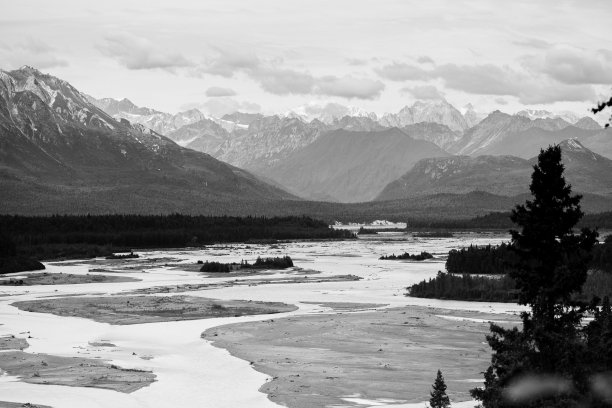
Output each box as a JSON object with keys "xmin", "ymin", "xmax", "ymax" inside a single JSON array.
[{"xmin": 1, "ymin": 0, "xmax": 611, "ymax": 119}]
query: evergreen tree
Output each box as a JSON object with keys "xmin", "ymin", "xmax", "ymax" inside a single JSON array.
[
  {"xmin": 471, "ymin": 145, "xmax": 600, "ymax": 407},
  {"xmin": 429, "ymin": 369, "xmax": 451, "ymax": 408}
]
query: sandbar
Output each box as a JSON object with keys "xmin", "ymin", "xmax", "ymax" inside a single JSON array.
[
  {"xmin": 0, "ymin": 272, "xmax": 139, "ymax": 286},
  {"xmin": 204, "ymin": 305, "xmax": 520, "ymax": 408},
  {"xmin": 13, "ymin": 295, "xmax": 297, "ymax": 325}
]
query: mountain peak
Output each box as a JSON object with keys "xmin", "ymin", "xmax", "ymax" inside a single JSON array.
[
  {"xmin": 382, "ymin": 99, "xmax": 468, "ymax": 133},
  {"xmin": 18, "ymin": 65, "xmax": 42, "ymax": 74},
  {"xmin": 412, "ymin": 98, "xmax": 449, "ymax": 107},
  {"xmin": 574, "ymin": 116, "xmax": 602, "ymax": 130},
  {"xmin": 516, "ymin": 109, "xmax": 581, "ymax": 124},
  {"xmin": 482, "ymin": 110, "xmax": 512, "ymax": 122}
]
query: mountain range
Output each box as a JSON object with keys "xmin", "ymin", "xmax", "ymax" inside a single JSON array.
[
  {"xmin": 0, "ymin": 66, "xmax": 293, "ymax": 214},
  {"xmin": 88, "ymin": 93, "xmax": 610, "ymax": 165},
  {"xmin": 376, "ymin": 139, "xmax": 612, "ymax": 200},
  {"xmin": 1, "ymin": 66, "xmax": 611, "ymax": 217},
  {"xmin": 258, "ymin": 127, "xmax": 448, "ymax": 202}
]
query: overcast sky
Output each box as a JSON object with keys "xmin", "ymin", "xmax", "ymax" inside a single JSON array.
[{"xmin": 1, "ymin": 0, "xmax": 611, "ymax": 119}]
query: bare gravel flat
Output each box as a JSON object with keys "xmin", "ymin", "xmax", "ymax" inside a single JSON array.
[
  {"xmin": 204, "ymin": 305, "xmax": 520, "ymax": 408},
  {"xmin": 0, "ymin": 351, "xmax": 155, "ymax": 393},
  {"xmin": 0, "ymin": 272, "xmax": 139, "ymax": 286},
  {"xmin": 13, "ymin": 295, "xmax": 297, "ymax": 325}
]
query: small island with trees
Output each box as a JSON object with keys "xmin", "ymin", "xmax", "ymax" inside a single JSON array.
[
  {"xmin": 200, "ymin": 256, "xmax": 294, "ymax": 273},
  {"xmin": 380, "ymin": 251, "xmax": 433, "ymax": 261}
]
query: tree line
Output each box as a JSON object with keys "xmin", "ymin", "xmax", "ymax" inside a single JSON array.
[
  {"xmin": 0, "ymin": 215, "xmax": 353, "ymax": 265},
  {"xmin": 445, "ymin": 239, "xmax": 612, "ymax": 275}
]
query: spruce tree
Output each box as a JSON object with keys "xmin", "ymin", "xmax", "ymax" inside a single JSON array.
[
  {"xmin": 471, "ymin": 145, "xmax": 599, "ymax": 407},
  {"xmin": 430, "ymin": 369, "xmax": 451, "ymax": 408}
]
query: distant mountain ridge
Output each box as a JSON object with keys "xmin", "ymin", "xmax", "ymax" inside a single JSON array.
[
  {"xmin": 87, "ymin": 95, "xmax": 206, "ymax": 137},
  {"xmin": 376, "ymin": 139, "xmax": 612, "ymax": 201},
  {"xmin": 448, "ymin": 110, "xmax": 604, "ymax": 158},
  {"xmin": 89, "ymin": 95, "xmax": 608, "ymax": 162},
  {"xmin": 87, "ymin": 93, "xmax": 611, "ymax": 207},
  {"xmin": 258, "ymin": 127, "xmax": 449, "ymax": 202},
  {"xmin": 515, "ymin": 109, "xmax": 582, "ymax": 124}
]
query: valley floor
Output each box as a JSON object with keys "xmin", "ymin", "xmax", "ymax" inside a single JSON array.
[{"xmin": 0, "ymin": 233, "xmax": 526, "ymax": 408}]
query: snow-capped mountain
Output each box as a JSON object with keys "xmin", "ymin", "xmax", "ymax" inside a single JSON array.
[
  {"xmin": 0, "ymin": 66, "xmax": 294, "ymax": 214},
  {"xmin": 220, "ymin": 112, "xmax": 263, "ymax": 127},
  {"xmin": 84, "ymin": 96, "xmax": 160, "ymax": 117},
  {"xmin": 515, "ymin": 109, "xmax": 582, "ymax": 124},
  {"xmin": 87, "ymin": 95, "xmax": 206, "ymax": 136},
  {"xmin": 169, "ymin": 118, "xmax": 230, "ymax": 152},
  {"xmin": 86, "ymin": 90, "xmax": 612, "ymax": 167},
  {"xmin": 1, "ymin": 66, "xmax": 118, "ymax": 132},
  {"xmin": 287, "ymin": 102, "xmax": 378, "ymax": 124},
  {"xmin": 379, "ymin": 99, "xmax": 469, "ymax": 133},
  {"xmin": 462, "ymin": 103, "xmax": 487, "ymax": 128},
  {"xmin": 215, "ymin": 115, "xmax": 328, "ymax": 171}
]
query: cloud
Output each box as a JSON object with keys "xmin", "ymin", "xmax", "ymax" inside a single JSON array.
[
  {"xmin": 346, "ymin": 58, "xmax": 369, "ymax": 66},
  {"xmin": 253, "ymin": 67, "xmax": 384, "ymax": 99},
  {"xmin": 417, "ymin": 55, "xmax": 435, "ymax": 64},
  {"xmin": 435, "ymin": 63, "xmax": 596, "ymax": 104},
  {"xmin": 400, "ymin": 85, "xmax": 445, "ymax": 100},
  {"xmin": 375, "ymin": 60, "xmax": 597, "ymax": 104},
  {"xmin": 375, "ymin": 62, "xmax": 430, "ymax": 81},
  {"xmin": 377, "ymin": 62, "xmax": 524, "ymax": 95},
  {"xmin": 518, "ymin": 82, "xmax": 596, "ymax": 104},
  {"xmin": 301, "ymin": 102, "xmax": 351, "ymax": 117},
  {"xmin": 200, "ymin": 49, "xmax": 383, "ymax": 99},
  {"xmin": 199, "ymin": 49, "xmax": 260, "ymax": 77},
  {"xmin": 250, "ymin": 66, "xmax": 315, "ymax": 95},
  {"xmin": 205, "ymin": 86, "xmax": 237, "ymax": 97},
  {"xmin": 494, "ymin": 97, "xmax": 509, "ymax": 105},
  {"xmin": 315, "ymin": 76, "xmax": 384, "ymax": 99},
  {"xmin": 0, "ymin": 38, "xmax": 68, "ymax": 69},
  {"xmin": 522, "ymin": 46, "xmax": 612, "ymax": 85},
  {"xmin": 98, "ymin": 34, "xmax": 192, "ymax": 71},
  {"xmin": 433, "ymin": 64, "xmax": 522, "ymax": 95},
  {"xmin": 514, "ymin": 38, "xmax": 552, "ymax": 50},
  {"xmin": 183, "ymin": 97, "xmax": 261, "ymax": 118}
]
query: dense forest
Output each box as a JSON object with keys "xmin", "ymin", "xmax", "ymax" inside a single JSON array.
[
  {"xmin": 8, "ymin": 188, "xmax": 612, "ymax": 225},
  {"xmin": 445, "ymin": 243, "xmax": 516, "ymax": 275},
  {"xmin": 446, "ymin": 239, "xmax": 612, "ymax": 275},
  {"xmin": 0, "ymin": 215, "xmax": 352, "ymax": 265},
  {"xmin": 404, "ymin": 210, "xmax": 612, "ymax": 230},
  {"xmin": 408, "ymin": 272, "xmax": 519, "ymax": 302},
  {"xmin": 408, "ymin": 270, "xmax": 612, "ymax": 303},
  {"xmin": 0, "ymin": 234, "xmax": 45, "ymax": 274},
  {"xmin": 410, "ymin": 238, "xmax": 612, "ymax": 303}
]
